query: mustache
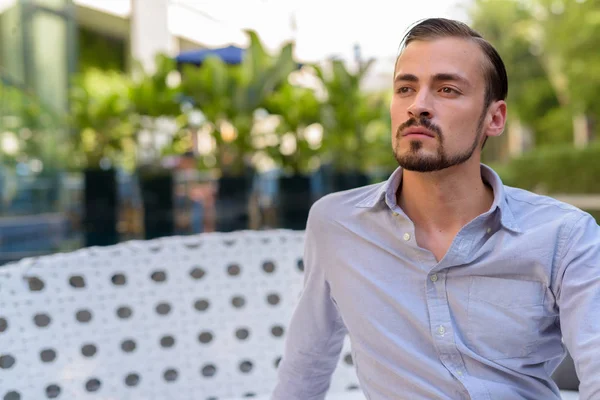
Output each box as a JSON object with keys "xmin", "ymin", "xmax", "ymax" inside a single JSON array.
[{"xmin": 397, "ymin": 117, "xmax": 443, "ymax": 138}]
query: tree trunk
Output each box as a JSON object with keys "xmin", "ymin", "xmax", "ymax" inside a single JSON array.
[
  {"xmin": 507, "ymin": 119, "xmax": 526, "ymax": 157},
  {"xmin": 573, "ymin": 112, "xmax": 590, "ymax": 149}
]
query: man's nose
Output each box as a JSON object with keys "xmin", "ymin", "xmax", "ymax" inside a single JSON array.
[{"xmin": 407, "ymin": 91, "xmax": 433, "ymax": 119}]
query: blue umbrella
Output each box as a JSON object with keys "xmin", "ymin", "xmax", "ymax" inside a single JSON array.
[{"xmin": 175, "ymin": 45, "xmax": 245, "ymax": 66}]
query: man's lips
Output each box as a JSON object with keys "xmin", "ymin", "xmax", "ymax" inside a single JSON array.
[{"xmin": 401, "ymin": 127, "xmax": 436, "ymax": 138}]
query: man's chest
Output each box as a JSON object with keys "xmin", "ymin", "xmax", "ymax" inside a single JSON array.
[{"xmin": 325, "ymin": 236, "xmax": 560, "ymax": 362}]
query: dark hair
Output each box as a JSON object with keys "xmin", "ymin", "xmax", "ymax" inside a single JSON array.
[{"xmin": 398, "ymin": 18, "xmax": 508, "ymax": 107}]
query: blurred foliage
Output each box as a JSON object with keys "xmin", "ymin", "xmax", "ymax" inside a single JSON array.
[
  {"xmin": 78, "ymin": 26, "xmax": 127, "ymax": 73},
  {"xmin": 69, "ymin": 54, "xmax": 187, "ymax": 171},
  {"xmin": 359, "ymin": 91, "xmax": 394, "ymax": 172},
  {"xmin": 7, "ymin": 3, "xmax": 600, "ymax": 194},
  {"xmin": 469, "ymin": 0, "xmax": 600, "ymax": 149},
  {"xmin": 129, "ymin": 54, "xmax": 188, "ymax": 168},
  {"xmin": 180, "ymin": 30, "xmax": 298, "ymax": 176},
  {"xmin": 263, "ymin": 81, "xmax": 321, "ymax": 174},
  {"xmin": 314, "ymin": 59, "xmax": 390, "ymax": 172},
  {"xmin": 0, "ymin": 77, "xmax": 66, "ymax": 170},
  {"xmin": 497, "ymin": 141, "xmax": 600, "ymax": 193},
  {"xmin": 68, "ymin": 68, "xmax": 137, "ymax": 170},
  {"xmin": 4, "ymin": 27, "xmax": 394, "ymax": 179},
  {"xmin": 130, "ymin": 54, "xmax": 182, "ymax": 118},
  {"xmin": 4, "ymin": 29, "xmax": 394, "ymax": 180}
]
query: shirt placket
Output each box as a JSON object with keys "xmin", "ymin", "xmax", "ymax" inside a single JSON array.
[{"xmin": 426, "ymin": 237, "xmax": 492, "ymax": 400}]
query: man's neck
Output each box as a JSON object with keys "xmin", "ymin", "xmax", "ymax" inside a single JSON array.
[{"xmin": 397, "ymin": 161, "xmax": 494, "ymax": 235}]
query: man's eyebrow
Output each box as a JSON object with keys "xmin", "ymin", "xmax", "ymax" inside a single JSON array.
[
  {"xmin": 394, "ymin": 73, "xmax": 471, "ymax": 87},
  {"xmin": 394, "ymin": 73, "xmax": 418, "ymax": 83},
  {"xmin": 432, "ymin": 73, "xmax": 471, "ymax": 87}
]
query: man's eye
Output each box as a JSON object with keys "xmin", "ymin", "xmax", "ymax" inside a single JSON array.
[
  {"xmin": 396, "ymin": 87, "xmax": 412, "ymax": 94},
  {"xmin": 441, "ymin": 87, "xmax": 458, "ymax": 94}
]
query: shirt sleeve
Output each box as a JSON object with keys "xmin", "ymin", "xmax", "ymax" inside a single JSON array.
[
  {"xmin": 556, "ymin": 213, "xmax": 600, "ymax": 399},
  {"xmin": 271, "ymin": 204, "xmax": 348, "ymax": 400}
]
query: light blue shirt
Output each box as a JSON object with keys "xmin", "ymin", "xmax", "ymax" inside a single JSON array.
[{"xmin": 272, "ymin": 165, "xmax": 600, "ymax": 400}]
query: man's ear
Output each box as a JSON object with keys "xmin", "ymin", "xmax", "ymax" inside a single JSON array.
[{"xmin": 485, "ymin": 100, "xmax": 507, "ymax": 138}]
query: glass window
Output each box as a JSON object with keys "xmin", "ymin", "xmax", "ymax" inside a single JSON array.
[
  {"xmin": 0, "ymin": 0, "xmax": 25, "ymax": 84},
  {"xmin": 31, "ymin": 11, "xmax": 68, "ymax": 112}
]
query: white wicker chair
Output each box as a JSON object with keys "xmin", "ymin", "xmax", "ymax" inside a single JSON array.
[{"xmin": 0, "ymin": 230, "xmax": 359, "ymax": 400}]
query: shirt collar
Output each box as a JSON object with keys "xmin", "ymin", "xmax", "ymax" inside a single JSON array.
[{"xmin": 355, "ymin": 164, "xmax": 522, "ymax": 234}]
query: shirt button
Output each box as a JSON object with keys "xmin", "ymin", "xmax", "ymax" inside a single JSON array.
[
  {"xmin": 486, "ymin": 227, "xmax": 492, "ymax": 234},
  {"xmin": 403, "ymin": 233, "xmax": 411, "ymax": 241},
  {"xmin": 437, "ymin": 325, "xmax": 446, "ymax": 335},
  {"xmin": 393, "ymin": 212, "xmax": 399, "ymax": 216},
  {"xmin": 456, "ymin": 370, "xmax": 463, "ymax": 377},
  {"xmin": 430, "ymin": 274, "xmax": 438, "ymax": 282}
]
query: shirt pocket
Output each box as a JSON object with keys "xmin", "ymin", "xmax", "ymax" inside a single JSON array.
[{"xmin": 467, "ymin": 276, "xmax": 546, "ymax": 360}]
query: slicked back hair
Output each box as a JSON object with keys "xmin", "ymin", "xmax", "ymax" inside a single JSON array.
[{"xmin": 397, "ymin": 18, "xmax": 508, "ymax": 108}]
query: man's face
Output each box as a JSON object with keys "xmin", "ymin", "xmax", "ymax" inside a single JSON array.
[{"xmin": 391, "ymin": 37, "xmax": 490, "ymax": 172}]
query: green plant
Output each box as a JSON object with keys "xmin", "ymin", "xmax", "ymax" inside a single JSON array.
[
  {"xmin": 0, "ymin": 77, "xmax": 66, "ymax": 169},
  {"xmin": 500, "ymin": 142, "xmax": 600, "ymax": 193},
  {"xmin": 78, "ymin": 26, "xmax": 127, "ymax": 73},
  {"xmin": 180, "ymin": 30, "xmax": 298, "ymax": 176},
  {"xmin": 263, "ymin": 82, "xmax": 321, "ymax": 175},
  {"xmin": 314, "ymin": 58, "xmax": 385, "ymax": 172},
  {"xmin": 69, "ymin": 68, "xmax": 137, "ymax": 170},
  {"xmin": 130, "ymin": 54, "xmax": 187, "ymax": 167},
  {"xmin": 469, "ymin": 0, "xmax": 600, "ymax": 154},
  {"xmin": 130, "ymin": 54, "xmax": 182, "ymax": 118},
  {"xmin": 358, "ymin": 91, "xmax": 394, "ymax": 173}
]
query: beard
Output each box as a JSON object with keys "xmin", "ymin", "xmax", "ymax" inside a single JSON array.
[{"xmin": 393, "ymin": 110, "xmax": 487, "ymax": 173}]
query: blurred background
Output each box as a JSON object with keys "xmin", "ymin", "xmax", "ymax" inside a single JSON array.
[{"xmin": 0, "ymin": 0, "xmax": 599, "ymax": 265}]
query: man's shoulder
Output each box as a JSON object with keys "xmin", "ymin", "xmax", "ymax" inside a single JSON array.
[
  {"xmin": 504, "ymin": 185, "xmax": 590, "ymax": 225},
  {"xmin": 309, "ymin": 182, "xmax": 385, "ymax": 221}
]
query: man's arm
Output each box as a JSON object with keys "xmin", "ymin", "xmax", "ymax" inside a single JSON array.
[
  {"xmin": 555, "ymin": 213, "xmax": 600, "ymax": 399},
  {"xmin": 271, "ymin": 205, "xmax": 347, "ymax": 400}
]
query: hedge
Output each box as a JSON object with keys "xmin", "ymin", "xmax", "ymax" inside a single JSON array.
[{"xmin": 494, "ymin": 142, "xmax": 600, "ymax": 194}]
